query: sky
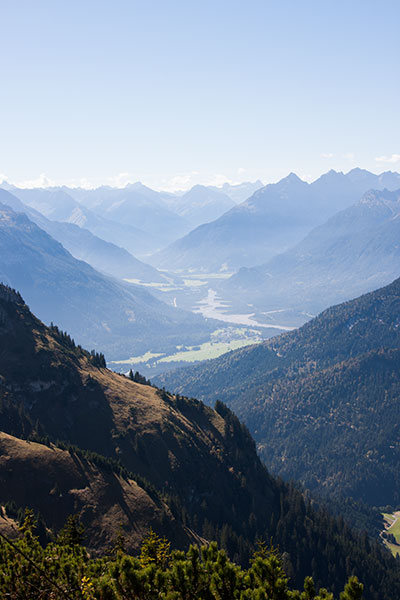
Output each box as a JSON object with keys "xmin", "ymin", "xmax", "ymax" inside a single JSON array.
[{"xmin": 0, "ymin": 0, "xmax": 399, "ymax": 191}]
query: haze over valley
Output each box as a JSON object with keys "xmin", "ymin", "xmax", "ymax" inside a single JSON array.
[
  {"xmin": 2, "ymin": 168, "xmax": 400, "ymax": 375},
  {"xmin": 1, "ymin": 1, "xmax": 400, "ymax": 597}
]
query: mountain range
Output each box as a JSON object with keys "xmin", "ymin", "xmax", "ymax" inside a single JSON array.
[
  {"xmin": 155, "ymin": 276, "xmax": 400, "ymax": 507},
  {"xmin": 0, "ymin": 201, "xmax": 214, "ymax": 359},
  {"xmin": 4, "ymin": 180, "xmax": 264, "ymax": 258},
  {"xmin": 161, "ymin": 184, "xmax": 235, "ymax": 227},
  {"xmin": 224, "ymin": 187, "xmax": 400, "ymax": 319},
  {"xmin": 68, "ymin": 182, "xmax": 192, "ymax": 247},
  {"xmin": 208, "ymin": 180, "xmax": 264, "ymax": 203},
  {"xmin": 0, "ymin": 188, "xmax": 165, "ymax": 283},
  {"xmin": 0, "ymin": 283, "xmax": 399, "ymax": 598},
  {"xmin": 150, "ymin": 169, "xmax": 400, "ymax": 272},
  {"xmin": 8, "ymin": 185, "xmax": 157, "ymax": 257}
]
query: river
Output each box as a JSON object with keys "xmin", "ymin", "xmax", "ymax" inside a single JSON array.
[{"xmin": 193, "ymin": 289, "xmax": 294, "ymax": 330}]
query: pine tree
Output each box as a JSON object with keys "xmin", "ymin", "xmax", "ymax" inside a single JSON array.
[
  {"xmin": 57, "ymin": 514, "xmax": 85, "ymax": 547},
  {"xmin": 139, "ymin": 528, "xmax": 171, "ymax": 568},
  {"xmin": 340, "ymin": 576, "xmax": 364, "ymax": 600}
]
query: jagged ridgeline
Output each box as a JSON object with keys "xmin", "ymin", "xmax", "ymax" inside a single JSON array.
[
  {"xmin": 0, "ymin": 283, "xmax": 400, "ymax": 599},
  {"xmin": 157, "ymin": 276, "xmax": 400, "ymax": 507}
]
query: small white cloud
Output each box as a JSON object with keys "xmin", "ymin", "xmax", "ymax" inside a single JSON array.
[
  {"xmin": 2, "ymin": 169, "xmax": 258, "ymax": 193},
  {"xmin": 237, "ymin": 167, "xmax": 246, "ymax": 174},
  {"xmin": 342, "ymin": 152, "xmax": 355, "ymax": 162},
  {"xmin": 161, "ymin": 173, "xmax": 194, "ymax": 192},
  {"xmin": 321, "ymin": 153, "xmax": 333, "ymax": 159},
  {"xmin": 73, "ymin": 178, "xmax": 96, "ymax": 189},
  {"xmin": 106, "ymin": 172, "xmax": 135, "ymax": 188},
  {"xmin": 16, "ymin": 173, "xmax": 56, "ymax": 189},
  {"xmin": 2, "ymin": 173, "xmax": 102, "ymax": 190},
  {"xmin": 157, "ymin": 172, "xmax": 238, "ymax": 193},
  {"xmin": 207, "ymin": 173, "xmax": 233, "ymax": 187},
  {"xmin": 375, "ymin": 153, "xmax": 400, "ymax": 164}
]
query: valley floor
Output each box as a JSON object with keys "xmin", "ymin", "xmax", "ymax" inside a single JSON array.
[{"xmin": 111, "ymin": 270, "xmax": 303, "ymax": 376}]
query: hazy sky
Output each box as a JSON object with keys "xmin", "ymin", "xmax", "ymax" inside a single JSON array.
[{"xmin": 1, "ymin": 0, "xmax": 399, "ymax": 190}]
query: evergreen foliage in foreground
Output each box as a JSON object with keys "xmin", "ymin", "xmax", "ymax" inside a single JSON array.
[{"xmin": 0, "ymin": 511, "xmax": 364, "ymax": 600}]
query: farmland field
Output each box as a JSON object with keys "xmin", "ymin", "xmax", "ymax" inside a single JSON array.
[{"xmin": 382, "ymin": 512, "xmax": 400, "ymax": 557}]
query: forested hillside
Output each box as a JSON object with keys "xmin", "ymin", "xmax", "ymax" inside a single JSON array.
[
  {"xmin": 156, "ymin": 277, "xmax": 400, "ymax": 505},
  {"xmin": 0, "ymin": 283, "xmax": 399, "ymax": 598}
]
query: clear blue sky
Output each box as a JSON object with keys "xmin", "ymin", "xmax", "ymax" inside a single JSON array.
[{"xmin": 1, "ymin": 0, "xmax": 399, "ymax": 190}]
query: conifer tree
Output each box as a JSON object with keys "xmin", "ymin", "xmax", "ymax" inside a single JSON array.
[{"xmin": 340, "ymin": 576, "xmax": 364, "ymax": 600}]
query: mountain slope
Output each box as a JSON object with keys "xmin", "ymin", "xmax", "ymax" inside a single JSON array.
[
  {"xmin": 8, "ymin": 186, "xmax": 156, "ymax": 256},
  {"xmin": 208, "ymin": 180, "xmax": 264, "ymax": 203},
  {"xmin": 0, "ymin": 432, "xmax": 190, "ymax": 552},
  {"xmin": 0, "ymin": 188, "xmax": 165, "ymax": 282},
  {"xmin": 225, "ymin": 188, "xmax": 400, "ymax": 316},
  {"xmin": 151, "ymin": 169, "xmax": 400, "ymax": 272},
  {"xmin": 41, "ymin": 220, "xmax": 167, "ymax": 282},
  {"xmin": 151, "ymin": 173, "xmax": 313, "ymax": 271},
  {"xmin": 156, "ymin": 277, "xmax": 400, "ymax": 505},
  {"xmin": 0, "ymin": 203, "xmax": 213, "ymax": 359},
  {"xmin": 0, "ymin": 283, "xmax": 399, "ymax": 598},
  {"xmin": 68, "ymin": 182, "xmax": 192, "ymax": 246},
  {"xmin": 163, "ymin": 185, "xmax": 235, "ymax": 227}
]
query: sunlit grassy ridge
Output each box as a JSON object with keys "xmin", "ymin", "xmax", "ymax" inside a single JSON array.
[{"xmin": 383, "ymin": 512, "xmax": 400, "ymax": 557}]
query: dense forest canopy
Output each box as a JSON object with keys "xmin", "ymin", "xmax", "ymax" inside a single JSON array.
[
  {"xmin": 0, "ymin": 511, "xmax": 365, "ymax": 600},
  {"xmin": 156, "ymin": 277, "xmax": 400, "ymax": 505}
]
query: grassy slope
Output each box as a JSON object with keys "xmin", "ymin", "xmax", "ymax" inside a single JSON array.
[
  {"xmin": 383, "ymin": 512, "xmax": 400, "ymax": 557},
  {"xmin": 0, "ymin": 431, "xmax": 190, "ymax": 553}
]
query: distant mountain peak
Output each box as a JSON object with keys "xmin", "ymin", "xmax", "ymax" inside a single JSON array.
[
  {"xmin": 324, "ymin": 168, "xmax": 343, "ymax": 177},
  {"xmin": 347, "ymin": 167, "xmax": 370, "ymax": 175},
  {"xmin": 182, "ymin": 184, "xmax": 232, "ymax": 200},
  {"xmin": 252, "ymin": 172, "xmax": 306, "ymax": 197},
  {"xmin": 262, "ymin": 172, "xmax": 307, "ymax": 194},
  {"xmin": 125, "ymin": 181, "xmax": 148, "ymax": 191},
  {"xmin": 346, "ymin": 167, "xmax": 376, "ymax": 184},
  {"xmin": 0, "ymin": 181, "xmax": 16, "ymax": 191},
  {"xmin": 285, "ymin": 172, "xmax": 303, "ymax": 182},
  {"xmin": 312, "ymin": 169, "xmax": 347, "ymax": 185},
  {"xmin": 186, "ymin": 184, "xmax": 208, "ymax": 193}
]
